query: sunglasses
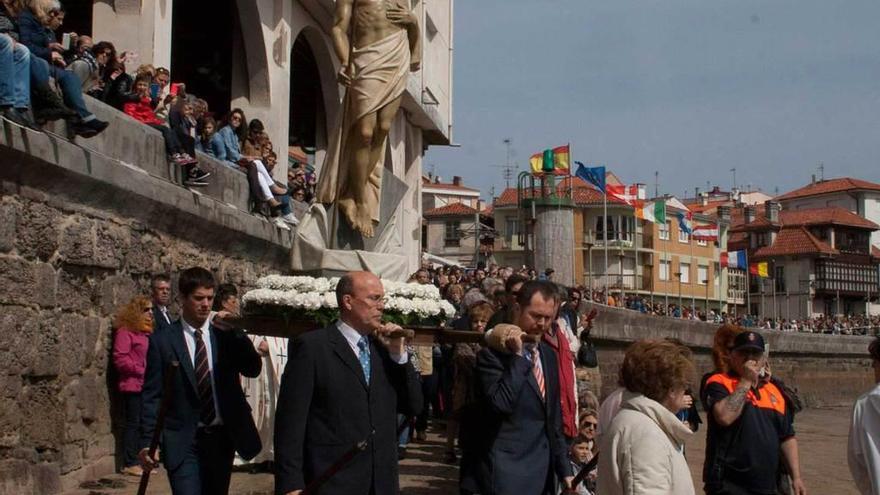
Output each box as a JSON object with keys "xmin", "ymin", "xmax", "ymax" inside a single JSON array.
[
  {"xmin": 143, "ymin": 307, "xmax": 153, "ymax": 313},
  {"xmin": 582, "ymin": 422, "xmax": 598, "ymax": 429}
]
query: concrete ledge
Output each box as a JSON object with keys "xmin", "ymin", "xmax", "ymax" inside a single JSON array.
[
  {"xmin": 46, "ymin": 97, "xmax": 251, "ymax": 212},
  {"xmin": 0, "ymin": 118, "xmax": 292, "ymax": 264},
  {"xmin": 587, "ymin": 301, "xmax": 872, "ymax": 357}
]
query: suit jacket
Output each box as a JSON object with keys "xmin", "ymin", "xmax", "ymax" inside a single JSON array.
[
  {"xmin": 274, "ymin": 323, "xmax": 423, "ymax": 495},
  {"xmin": 460, "ymin": 342, "xmax": 573, "ymax": 495},
  {"xmin": 152, "ymin": 305, "xmax": 173, "ymax": 333},
  {"xmin": 140, "ymin": 320, "xmax": 262, "ymax": 470}
]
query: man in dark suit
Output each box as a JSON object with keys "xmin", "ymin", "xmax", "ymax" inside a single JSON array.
[
  {"xmin": 460, "ymin": 280, "xmax": 574, "ymax": 495},
  {"xmin": 150, "ymin": 273, "xmax": 174, "ymax": 331},
  {"xmin": 274, "ymin": 271, "xmax": 423, "ymax": 495},
  {"xmin": 139, "ymin": 267, "xmax": 262, "ymax": 494}
]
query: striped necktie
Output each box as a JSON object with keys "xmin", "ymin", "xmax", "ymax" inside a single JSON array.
[
  {"xmin": 530, "ymin": 346, "xmax": 546, "ymax": 400},
  {"xmin": 194, "ymin": 329, "xmax": 217, "ymax": 425}
]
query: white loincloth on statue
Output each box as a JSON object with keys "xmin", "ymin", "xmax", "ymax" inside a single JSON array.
[
  {"xmin": 314, "ymin": 29, "xmax": 411, "ymax": 224},
  {"xmin": 235, "ymin": 335, "xmax": 290, "ymax": 465}
]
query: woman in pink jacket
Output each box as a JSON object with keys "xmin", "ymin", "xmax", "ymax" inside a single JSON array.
[{"xmin": 112, "ymin": 295, "xmax": 154, "ymax": 476}]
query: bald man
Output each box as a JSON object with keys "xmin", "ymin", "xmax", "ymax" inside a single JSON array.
[{"xmin": 274, "ymin": 271, "xmax": 423, "ymax": 495}]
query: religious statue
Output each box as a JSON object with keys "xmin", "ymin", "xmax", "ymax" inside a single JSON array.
[{"xmin": 314, "ymin": 0, "xmax": 421, "ymax": 238}]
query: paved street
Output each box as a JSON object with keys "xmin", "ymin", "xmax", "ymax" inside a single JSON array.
[{"xmin": 69, "ymin": 407, "xmax": 859, "ymax": 494}]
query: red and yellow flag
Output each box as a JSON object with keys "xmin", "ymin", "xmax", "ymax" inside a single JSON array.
[{"xmin": 530, "ymin": 145, "xmax": 571, "ymax": 175}]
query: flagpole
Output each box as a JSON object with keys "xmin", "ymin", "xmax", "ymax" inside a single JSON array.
[
  {"xmin": 690, "ymin": 231, "xmax": 696, "ymax": 315},
  {"xmin": 745, "ymin": 249, "xmax": 751, "ymax": 321},
  {"xmin": 603, "ymin": 170, "xmax": 609, "ymax": 298}
]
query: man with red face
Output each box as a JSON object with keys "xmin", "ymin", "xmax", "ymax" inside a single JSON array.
[
  {"xmin": 274, "ymin": 271, "xmax": 423, "ymax": 495},
  {"xmin": 460, "ymin": 280, "xmax": 574, "ymax": 495}
]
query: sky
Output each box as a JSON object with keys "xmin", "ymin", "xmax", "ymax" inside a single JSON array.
[{"xmin": 425, "ymin": 0, "xmax": 880, "ymax": 200}]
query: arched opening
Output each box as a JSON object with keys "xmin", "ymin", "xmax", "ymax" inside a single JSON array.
[
  {"xmin": 60, "ymin": 0, "xmax": 92, "ymax": 42},
  {"xmin": 170, "ymin": 0, "xmax": 234, "ymax": 118},
  {"xmin": 289, "ymin": 32, "xmax": 327, "ymax": 165}
]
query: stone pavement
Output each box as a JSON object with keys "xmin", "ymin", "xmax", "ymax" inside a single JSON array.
[
  {"xmin": 68, "ymin": 408, "xmax": 860, "ymax": 494},
  {"xmin": 64, "ymin": 426, "xmax": 457, "ymax": 495}
]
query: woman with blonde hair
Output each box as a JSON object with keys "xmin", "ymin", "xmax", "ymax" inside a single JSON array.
[
  {"xmin": 19, "ymin": 0, "xmax": 108, "ymax": 135},
  {"xmin": 112, "ymin": 295, "xmax": 154, "ymax": 476},
  {"xmin": 597, "ymin": 339, "xmax": 696, "ymax": 495}
]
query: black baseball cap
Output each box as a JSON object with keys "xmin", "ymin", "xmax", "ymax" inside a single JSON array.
[{"xmin": 731, "ymin": 331, "xmax": 765, "ymax": 353}]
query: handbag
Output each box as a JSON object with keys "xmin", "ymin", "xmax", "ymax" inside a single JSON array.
[{"xmin": 577, "ymin": 329, "xmax": 598, "ymax": 368}]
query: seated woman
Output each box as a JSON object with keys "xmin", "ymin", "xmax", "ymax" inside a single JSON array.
[
  {"xmin": 122, "ymin": 74, "xmax": 210, "ymax": 186},
  {"xmin": 214, "ymin": 108, "xmax": 259, "ymax": 169},
  {"xmin": 247, "ymin": 149, "xmax": 297, "ymax": 226},
  {"xmin": 0, "ymin": 0, "xmax": 72, "ymax": 125},
  {"xmin": 18, "ymin": 0, "xmax": 107, "ymax": 136}
]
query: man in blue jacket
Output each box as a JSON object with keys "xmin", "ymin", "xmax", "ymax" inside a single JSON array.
[
  {"xmin": 460, "ymin": 280, "xmax": 574, "ymax": 495},
  {"xmin": 139, "ymin": 267, "xmax": 262, "ymax": 494}
]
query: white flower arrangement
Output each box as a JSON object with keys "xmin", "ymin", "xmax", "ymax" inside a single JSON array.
[{"xmin": 242, "ymin": 275, "xmax": 455, "ymax": 326}]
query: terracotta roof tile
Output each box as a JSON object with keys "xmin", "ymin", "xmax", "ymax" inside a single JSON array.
[
  {"xmin": 683, "ymin": 199, "xmax": 732, "ymax": 214},
  {"xmin": 422, "ymin": 177, "xmax": 481, "ymax": 193},
  {"xmin": 730, "ymin": 206, "xmax": 878, "ymax": 232},
  {"xmin": 424, "ymin": 202, "xmax": 480, "ymax": 218},
  {"xmin": 752, "ymin": 227, "xmax": 838, "ymax": 258},
  {"xmin": 777, "ymin": 177, "xmax": 880, "ymax": 201},
  {"xmin": 493, "ymin": 177, "xmax": 630, "ymax": 208},
  {"xmin": 873, "ymin": 245, "xmax": 880, "ymax": 259}
]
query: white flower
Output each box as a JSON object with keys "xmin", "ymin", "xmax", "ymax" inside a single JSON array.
[{"xmin": 246, "ymin": 275, "xmax": 448, "ymax": 321}]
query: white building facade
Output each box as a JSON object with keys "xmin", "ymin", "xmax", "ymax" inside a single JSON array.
[{"xmin": 91, "ymin": 0, "xmax": 455, "ymax": 273}]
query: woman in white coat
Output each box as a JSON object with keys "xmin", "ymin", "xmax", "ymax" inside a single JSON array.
[{"xmin": 597, "ymin": 339, "xmax": 696, "ymax": 495}]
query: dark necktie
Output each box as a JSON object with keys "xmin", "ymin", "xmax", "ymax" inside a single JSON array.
[{"xmin": 194, "ymin": 329, "xmax": 217, "ymax": 425}]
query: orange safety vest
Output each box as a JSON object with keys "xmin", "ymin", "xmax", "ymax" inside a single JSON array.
[{"xmin": 705, "ymin": 373, "xmax": 786, "ymax": 416}]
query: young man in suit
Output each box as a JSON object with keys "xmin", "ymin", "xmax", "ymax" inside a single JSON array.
[
  {"xmin": 150, "ymin": 274, "xmax": 174, "ymax": 331},
  {"xmin": 139, "ymin": 267, "xmax": 262, "ymax": 494},
  {"xmin": 274, "ymin": 271, "xmax": 423, "ymax": 495},
  {"xmin": 460, "ymin": 280, "xmax": 574, "ymax": 495}
]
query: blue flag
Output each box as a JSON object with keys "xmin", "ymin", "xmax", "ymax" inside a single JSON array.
[
  {"xmin": 575, "ymin": 162, "xmax": 606, "ymax": 193},
  {"xmin": 677, "ymin": 211, "xmax": 693, "ymax": 234}
]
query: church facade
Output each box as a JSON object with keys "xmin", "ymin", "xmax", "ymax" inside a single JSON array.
[{"xmin": 92, "ymin": 0, "xmax": 454, "ymax": 273}]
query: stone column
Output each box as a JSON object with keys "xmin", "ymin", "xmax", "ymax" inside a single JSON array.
[
  {"xmin": 533, "ymin": 204, "xmax": 575, "ymax": 286},
  {"xmin": 93, "ymin": 0, "xmax": 173, "ymax": 69}
]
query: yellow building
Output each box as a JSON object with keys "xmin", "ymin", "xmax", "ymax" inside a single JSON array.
[{"xmin": 494, "ymin": 177, "xmax": 730, "ymax": 313}]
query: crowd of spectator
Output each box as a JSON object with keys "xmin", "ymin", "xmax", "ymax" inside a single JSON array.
[
  {"xmin": 1, "ymin": 0, "xmax": 319, "ymax": 227},
  {"xmin": 0, "ymin": 0, "xmax": 108, "ymax": 136},
  {"xmin": 581, "ymin": 290, "xmax": 880, "ymax": 336}
]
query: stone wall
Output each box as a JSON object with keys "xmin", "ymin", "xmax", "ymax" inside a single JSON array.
[
  {"xmin": 0, "ymin": 115, "xmax": 292, "ymax": 494},
  {"xmin": 585, "ymin": 302, "xmax": 874, "ymax": 407}
]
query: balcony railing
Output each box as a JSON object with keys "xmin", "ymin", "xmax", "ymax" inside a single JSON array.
[
  {"xmin": 815, "ymin": 260, "xmax": 880, "ymax": 295},
  {"xmin": 583, "ymin": 230, "xmax": 652, "ymax": 249}
]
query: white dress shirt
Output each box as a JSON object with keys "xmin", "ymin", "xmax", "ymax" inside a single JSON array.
[
  {"xmin": 158, "ymin": 305, "xmax": 171, "ymax": 324},
  {"xmin": 849, "ymin": 383, "xmax": 880, "ymax": 494},
  {"xmin": 182, "ymin": 315, "xmax": 223, "ymax": 426},
  {"xmin": 336, "ymin": 320, "xmax": 408, "ymax": 364}
]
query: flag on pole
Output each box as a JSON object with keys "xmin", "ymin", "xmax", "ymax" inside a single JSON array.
[
  {"xmin": 677, "ymin": 211, "xmax": 693, "ymax": 234},
  {"xmin": 607, "ymin": 184, "xmax": 640, "ymax": 205},
  {"xmin": 634, "ymin": 200, "xmax": 666, "ymax": 224},
  {"xmin": 530, "ymin": 145, "xmax": 571, "ymax": 175},
  {"xmin": 750, "ymin": 262, "xmax": 769, "ymax": 278},
  {"xmin": 722, "ymin": 250, "xmax": 747, "ymax": 269},
  {"xmin": 692, "ymin": 224, "xmax": 719, "ymax": 241},
  {"xmin": 574, "ymin": 162, "xmax": 605, "ymax": 193}
]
